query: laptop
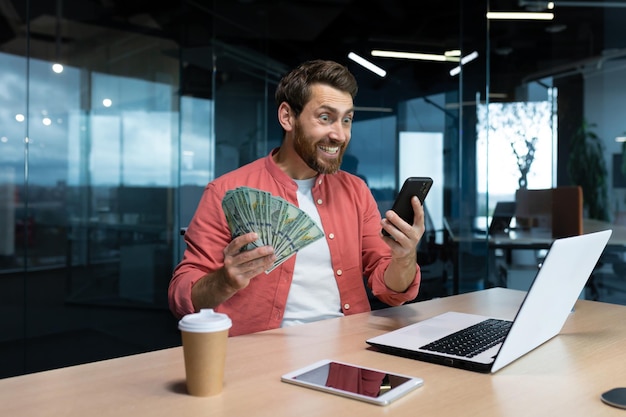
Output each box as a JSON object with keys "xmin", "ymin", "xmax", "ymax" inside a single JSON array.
[
  {"xmin": 366, "ymin": 229, "xmax": 612, "ymax": 373},
  {"xmin": 488, "ymin": 201, "xmax": 516, "ymax": 235},
  {"xmin": 469, "ymin": 201, "xmax": 516, "ymax": 236}
]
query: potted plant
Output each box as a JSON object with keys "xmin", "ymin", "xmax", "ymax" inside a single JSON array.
[{"xmin": 566, "ymin": 120, "xmax": 609, "ymax": 221}]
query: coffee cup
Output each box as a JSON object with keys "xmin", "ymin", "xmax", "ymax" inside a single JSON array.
[{"xmin": 178, "ymin": 309, "xmax": 232, "ymax": 396}]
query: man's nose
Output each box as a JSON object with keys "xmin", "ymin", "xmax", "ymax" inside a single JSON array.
[{"xmin": 328, "ymin": 121, "xmax": 349, "ymax": 142}]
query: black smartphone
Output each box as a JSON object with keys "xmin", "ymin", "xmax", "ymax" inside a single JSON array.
[
  {"xmin": 601, "ymin": 388, "xmax": 626, "ymax": 409},
  {"xmin": 382, "ymin": 176, "xmax": 433, "ymax": 237}
]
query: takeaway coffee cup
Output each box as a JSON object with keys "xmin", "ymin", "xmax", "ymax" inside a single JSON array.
[{"xmin": 178, "ymin": 309, "xmax": 232, "ymax": 396}]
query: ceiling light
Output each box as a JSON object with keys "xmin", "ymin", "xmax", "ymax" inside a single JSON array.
[
  {"xmin": 449, "ymin": 66, "xmax": 461, "ymax": 76},
  {"xmin": 615, "ymin": 136, "xmax": 626, "ymax": 142},
  {"xmin": 445, "ymin": 50, "xmax": 461, "ymax": 57},
  {"xmin": 371, "ymin": 50, "xmax": 459, "ymax": 62},
  {"xmin": 449, "ymin": 51, "xmax": 479, "ymax": 76},
  {"xmin": 347, "ymin": 52, "xmax": 387, "ymax": 77},
  {"xmin": 495, "ymin": 46, "xmax": 514, "ymax": 56},
  {"xmin": 518, "ymin": 1, "xmax": 554, "ymax": 11},
  {"xmin": 486, "ymin": 12, "xmax": 554, "ymax": 20},
  {"xmin": 545, "ymin": 23, "xmax": 567, "ymax": 33}
]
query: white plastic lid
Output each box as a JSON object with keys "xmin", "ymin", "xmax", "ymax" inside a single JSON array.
[{"xmin": 178, "ymin": 309, "xmax": 232, "ymax": 333}]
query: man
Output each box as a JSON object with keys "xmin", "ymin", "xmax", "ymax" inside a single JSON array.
[{"xmin": 169, "ymin": 60, "xmax": 424, "ymax": 336}]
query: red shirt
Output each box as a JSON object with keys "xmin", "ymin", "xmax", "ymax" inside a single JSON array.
[{"xmin": 169, "ymin": 149, "xmax": 421, "ymax": 336}]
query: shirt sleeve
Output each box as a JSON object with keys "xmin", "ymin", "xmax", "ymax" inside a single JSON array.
[
  {"xmin": 358, "ymin": 180, "xmax": 421, "ymax": 306},
  {"xmin": 168, "ymin": 182, "xmax": 231, "ymax": 318}
]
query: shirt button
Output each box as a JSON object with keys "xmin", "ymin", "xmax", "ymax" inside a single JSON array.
[
  {"xmin": 343, "ymin": 303, "xmax": 350, "ymax": 310},
  {"xmin": 317, "ymin": 198, "xmax": 323, "ymax": 205},
  {"xmin": 336, "ymin": 269, "xmax": 343, "ymax": 276},
  {"xmin": 328, "ymin": 233, "xmax": 335, "ymax": 239},
  {"xmin": 318, "ymin": 179, "xmax": 323, "ymax": 185}
]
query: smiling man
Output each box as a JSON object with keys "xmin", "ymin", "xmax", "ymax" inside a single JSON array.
[{"xmin": 169, "ymin": 60, "xmax": 425, "ymax": 336}]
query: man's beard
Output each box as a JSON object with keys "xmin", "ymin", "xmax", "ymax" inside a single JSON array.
[{"xmin": 292, "ymin": 120, "xmax": 345, "ymax": 175}]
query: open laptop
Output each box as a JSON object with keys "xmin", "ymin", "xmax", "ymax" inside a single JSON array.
[
  {"xmin": 470, "ymin": 201, "xmax": 516, "ymax": 236},
  {"xmin": 366, "ymin": 229, "xmax": 612, "ymax": 373},
  {"xmin": 488, "ymin": 201, "xmax": 516, "ymax": 235}
]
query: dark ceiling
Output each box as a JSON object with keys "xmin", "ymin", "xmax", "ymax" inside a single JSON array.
[
  {"xmin": 162, "ymin": 0, "xmax": 622, "ymax": 101},
  {"xmin": 2, "ymin": 0, "xmax": 625, "ymax": 104}
]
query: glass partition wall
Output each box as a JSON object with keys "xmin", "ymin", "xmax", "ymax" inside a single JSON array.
[
  {"xmin": 0, "ymin": 0, "xmax": 185, "ymax": 377},
  {"xmin": 0, "ymin": 0, "xmax": 301, "ymax": 378},
  {"xmin": 483, "ymin": 0, "xmax": 626, "ymax": 296},
  {"xmin": 3, "ymin": 0, "xmax": 623, "ymax": 379}
]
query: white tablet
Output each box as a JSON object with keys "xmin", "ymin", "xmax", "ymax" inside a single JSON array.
[{"xmin": 281, "ymin": 359, "xmax": 423, "ymax": 406}]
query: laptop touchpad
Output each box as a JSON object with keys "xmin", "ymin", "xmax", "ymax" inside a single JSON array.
[{"xmin": 399, "ymin": 324, "xmax": 451, "ymax": 340}]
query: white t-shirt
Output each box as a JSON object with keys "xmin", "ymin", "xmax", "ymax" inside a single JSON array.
[{"xmin": 281, "ymin": 178, "xmax": 343, "ymax": 327}]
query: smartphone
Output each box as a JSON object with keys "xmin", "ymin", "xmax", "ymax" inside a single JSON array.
[
  {"xmin": 601, "ymin": 387, "xmax": 626, "ymax": 409},
  {"xmin": 281, "ymin": 359, "xmax": 423, "ymax": 406},
  {"xmin": 382, "ymin": 176, "xmax": 433, "ymax": 237}
]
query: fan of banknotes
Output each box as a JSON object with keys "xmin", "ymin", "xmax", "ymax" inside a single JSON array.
[{"xmin": 222, "ymin": 186, "xmax": 324, "ymax": 273}]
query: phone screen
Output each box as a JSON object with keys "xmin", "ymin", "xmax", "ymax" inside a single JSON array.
[{"xmin": 281, "ymin": 360, "xmax": 423, "ymax": 405}]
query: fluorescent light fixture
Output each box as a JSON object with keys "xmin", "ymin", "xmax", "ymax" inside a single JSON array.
[
  {"xmin": 371, "ymin": 49, "xmax": 460, "ymax": 62},
  {"xmin": 615, "ymin": 136, "xmax": 626, "ymax": 142},
  {"xmin": 486, "ymin": 12, "xmax": 554, "ymax": 20},
  {"xmin": 445, "ymin": 50, "xmax": 461, "ymax": 57},
  {"xmin": 518, "ymin": 0, "xmax": 555, "ymax": 10},
  {"xmin": 460, "ymin": 51, "xmax": 479, "ymax": 64},
  {"xmin": 449, "ymin": 51, "xmax": 479, "ymax": 76},
  {"xmin": 347, "ymin": 52, "xmax": 386, "ymax": 77}
]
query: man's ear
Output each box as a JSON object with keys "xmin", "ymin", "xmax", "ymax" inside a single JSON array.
[{"xmin": 278, "ymin": 102, "xmax": 294, "ymax": 132}]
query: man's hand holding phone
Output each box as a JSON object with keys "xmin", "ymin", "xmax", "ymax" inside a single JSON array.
[
  {"xmin": 381, "ymin": 177, "xmax": 432, "ymax": 241},
  {"xmin": 381, "ymin": 196, "xmax": 423, "ymax": 243},
  {"xmin": 380, "ymin": 177, "xmax": 431, "ymax": 294}
]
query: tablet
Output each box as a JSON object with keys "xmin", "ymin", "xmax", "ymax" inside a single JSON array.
[{"xmin": 281, "ymin": 359, "xmax": 423, "ymax": 406}]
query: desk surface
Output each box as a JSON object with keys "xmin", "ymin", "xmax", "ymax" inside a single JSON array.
[{"xmin": 1, "ymin": 288, "xmax": 625, "ymax": 417}]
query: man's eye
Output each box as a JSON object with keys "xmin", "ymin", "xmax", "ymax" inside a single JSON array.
[
  {"xmin": 320, "ymin": 114, "xmax": 330, "ymax": 122},
  {"xmin": 343, "ymin": 116, "xmax": 353, "ymax": 124}
]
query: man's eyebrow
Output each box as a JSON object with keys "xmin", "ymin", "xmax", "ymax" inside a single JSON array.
[{"xmin": 318, "ymin": 104, "xmax": 355, "ymax": 115}]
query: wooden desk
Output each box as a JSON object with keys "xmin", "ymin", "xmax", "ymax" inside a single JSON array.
[{"xmin": 1, "ymin": 288, "xmax": 625, "ymax": 416}]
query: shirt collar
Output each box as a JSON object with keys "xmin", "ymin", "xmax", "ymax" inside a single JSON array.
[{"xmin": 264, "ymin": 147, "xmax": 328, "ymax": 190}]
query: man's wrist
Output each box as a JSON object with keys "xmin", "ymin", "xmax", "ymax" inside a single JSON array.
[{"xmin": 391, "ymin": 253, "xmax": 417, "ymax": 268}]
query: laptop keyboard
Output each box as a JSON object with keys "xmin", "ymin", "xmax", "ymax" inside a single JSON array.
[{"xmin": 420, "ymin": 319, "xmax": 512, "ymax": 358}]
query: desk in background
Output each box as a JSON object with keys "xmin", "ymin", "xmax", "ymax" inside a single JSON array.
[
  {"xmin": 443, "ymin": 217, "xmax": 626, "ymax": 294},
  {"xmin": 1, "ymin": 288, "xmax": 625, "ymax": 417}
]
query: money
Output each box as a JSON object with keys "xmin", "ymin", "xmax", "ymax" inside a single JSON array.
[{"xmin": 222, "ymin": 186, "xmax": 324, "ymax": 273}]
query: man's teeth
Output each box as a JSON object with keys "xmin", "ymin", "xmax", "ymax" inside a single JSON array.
[{"xmin": 319, "ymin": 145, "xmax": 339, "ymax": 154}]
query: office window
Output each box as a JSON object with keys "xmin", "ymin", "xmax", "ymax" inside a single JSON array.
[{"xmin": 476, "ymin": 99, "xmax": 556, "ymax": 213}]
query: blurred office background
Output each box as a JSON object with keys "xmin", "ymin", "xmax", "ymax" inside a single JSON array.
[{"xmin": 1, "ymin": 0, "xmax": 626, "ymax": 378}]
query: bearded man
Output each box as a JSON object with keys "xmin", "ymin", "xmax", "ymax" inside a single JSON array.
[{"xmin": 169, "ymin": 60, "xmax": 425, "ymax": 336}]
